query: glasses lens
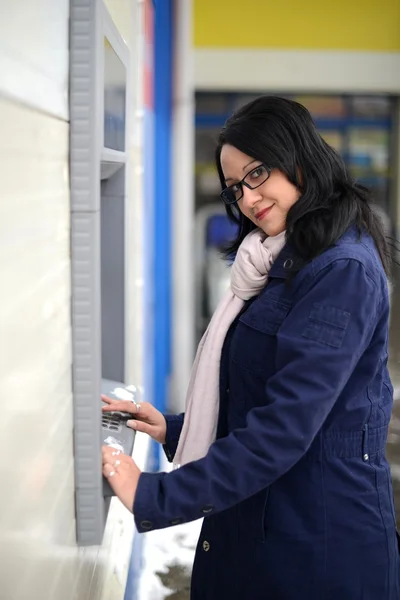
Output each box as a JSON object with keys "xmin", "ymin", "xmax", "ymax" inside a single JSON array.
[
  {"xmin": 244, "ymin": 165, "xmax": 269, "ymax": 189},
  {"xmin": 221, "ymin": 185, "xmax": 241, "ymax": 205}
]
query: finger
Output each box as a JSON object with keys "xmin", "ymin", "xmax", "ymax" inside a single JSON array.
[
  {"xmin": 101, "ymin": 395, "xmax": 118, "ymax": 405},
  {"xmin": 102, "ymin": 401, "xmax": 138, "ymax": 417},
  {"xmin": 102, "ymin": 447, "xmax": 132, "ymax": 466},
  {"xmin": 126, "ymin": 401, "xmax": 153, "ymax": 420},
  {"xmin": 126, "ymin": 419, "xmax": 155, "ymax": 436},
  {"xmin": 102, "ymin": 403, "xmax": 136, "ymax": 415},
  {"xmin": 136, "ymin": 401, "xmax": 153, "ymax": 413},
  {"xmin": 103, "ymin": 462, "xmax": 121, "ymax": 479},
  {"xmin": 101, "ymin": 397, "xmax": 132, "ymax": 410},
  {"xmin": 112, "ymin": 457, "xmax": 132, "ymax": 470},
  {"xmin": 102, "ymin": 446, "xmax": 124, "ymax": 462},
  {"xmin": 102, "ymin": 462, "xmax": 137, "ymax": 513},
  {"xmin": 110, "ymin": 453, "xmax": 131, "ymax": 467}
]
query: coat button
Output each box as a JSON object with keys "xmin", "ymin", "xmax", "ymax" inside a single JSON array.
[
  {"xmin": 284, "ymin": 258, "xmax": 293, "ymax": 269},
  {"xmin": 201, "ymin": 505, "xmax": 214, "ymax": 514},
  {"xmin": 169, "ymin": 518, "xmax": 182, "ymax": 526},
  {"xmin": 363, "ymin": 453, "xmax": 369, "ymax": 461},
  {"xmin": 203, "ymin": 540, "xmax": 210, "ymax": 552},
  {"xmin": 140, "ymin": 520, "xmax": 153, "ymax": 530}
]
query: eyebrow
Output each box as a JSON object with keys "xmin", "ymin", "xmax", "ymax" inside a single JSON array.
[{"xmin": 224, "ymin": 159, "xmax": 258, "ymax": 183}]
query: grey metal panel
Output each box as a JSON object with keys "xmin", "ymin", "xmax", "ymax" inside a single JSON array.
[
  {"xmin": 70, "ymin": 0, "xmax": 101, "ymax": 214},
  {"xmin": 71, "ymin": 211, "xmax": 104, "ymax": 545},
  {"xmin": 101, "ymin": 168, "xmax": 125, "ymax": 382},
  {"xmin": 70, "ymin": 0, "xmax": 103, "ymax": 545},
  {"xmin": 70, "ymin": 0, "xmax": 131, "ymax": 546}
]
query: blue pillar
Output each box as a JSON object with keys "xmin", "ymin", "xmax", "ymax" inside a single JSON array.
[{"xmin": 152, "ymin": 0, "xmax": 173, "ymax": 469}]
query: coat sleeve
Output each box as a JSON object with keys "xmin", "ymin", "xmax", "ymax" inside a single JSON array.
[
  {"xmin": 162, "ymin": 413, "xmax": 185, "ymax": 462},
  {"xmin": 134, "ymin": 258, "xmax": 381, "ymax": 532}
]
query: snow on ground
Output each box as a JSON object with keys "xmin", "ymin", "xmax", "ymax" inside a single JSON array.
[
  {"xmin": 137, "ymin": 518, "xmax": 202, "ymax": 599},
  {"xmin": 136, "ymin": 457, "xmax": 202, "ymax": 600}
]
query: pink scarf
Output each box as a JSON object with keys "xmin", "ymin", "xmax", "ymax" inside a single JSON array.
[{"xmin": 174, "ymin": 229, "xmax": 286, "ymax": 466}]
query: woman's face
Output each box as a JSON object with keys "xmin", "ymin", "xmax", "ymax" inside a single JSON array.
[{"xmin": 220, "ymin": 144, "xmax": 301, "ymax": 237}]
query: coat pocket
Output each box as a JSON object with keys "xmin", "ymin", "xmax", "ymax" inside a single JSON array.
[
  {"xmin": 239, "ymin": 292, "xmax": 291, "ymax": 335},
  {"xmin": 302, "ymin": 302, "xmax": 350, "ymax": 349},
  {"xmin": 237, "ymin": 488, "xmax": 269, "ymax": 543},
  {"xmin": 230, "ymin": 292, "xmax": 291, "ymax": 375}
]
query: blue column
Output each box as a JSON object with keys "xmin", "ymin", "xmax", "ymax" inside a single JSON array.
[{"xmin": 153, "ymin": 0, "xmax": 173, "ymax": 449}]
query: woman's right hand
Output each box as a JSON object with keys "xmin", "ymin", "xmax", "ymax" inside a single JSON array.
[{"xmin": 102, "ymin": 395, "xmax": 167, "ymax": 445}]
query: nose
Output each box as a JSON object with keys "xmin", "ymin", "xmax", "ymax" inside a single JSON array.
[{"xmin": 241, "ymin": 185, "xmax": 262, "ymax": 210}]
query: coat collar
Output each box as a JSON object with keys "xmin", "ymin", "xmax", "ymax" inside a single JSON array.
[
  {"xmin": 269, "ymin": 241, "xmax": 307, "ymax": 279},
  {"xmin": 269, "ymin": 227, "xmax": 362, "ymax": 279}
]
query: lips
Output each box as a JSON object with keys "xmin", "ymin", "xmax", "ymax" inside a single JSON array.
[{"xmin": 255, "ymin": 206, "xmax": 273, "ymax": 221}]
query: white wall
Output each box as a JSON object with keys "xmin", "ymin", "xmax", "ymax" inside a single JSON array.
[
  {"xmin": 0, "ymin": 0, "xmax": 69, "ymax": 118},
  {"xmin": 0, "ymin": 1, "xmax": 145, "ymax": 598},
  {"xmin": 0, "ymin": 93, "xmax": 76, "ymax": 600},
  {"xmin": 194, "ymin": 49, "xmax": 400, "ymax": 93}
]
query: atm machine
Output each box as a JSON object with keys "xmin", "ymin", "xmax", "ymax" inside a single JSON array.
[
  {"xmin": 101, "ymin": 378, "xmax": 140, "ymax": 497},
  {"xmin": 70, "ymin": 3, "xmax": 142, "ymax": 544}
]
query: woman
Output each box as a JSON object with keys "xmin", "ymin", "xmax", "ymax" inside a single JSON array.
[{"xmin": 102, "ymin": 96, "xmax": 399, "ymax": 599}]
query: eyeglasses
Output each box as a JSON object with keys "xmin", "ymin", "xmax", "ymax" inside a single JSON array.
[{"xmin": 220, "ymin": 164, "xmax": 271, "ymax": 205}]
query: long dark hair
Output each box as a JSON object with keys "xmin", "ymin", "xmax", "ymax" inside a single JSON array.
[{"xmin": 216, "ymin": 96, "xmax": 391, "ymax": 275}]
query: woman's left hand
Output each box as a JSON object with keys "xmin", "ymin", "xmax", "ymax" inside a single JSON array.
[{"xmin": 102, "ymin": 445, "xmax": 141, "ymax": 513}]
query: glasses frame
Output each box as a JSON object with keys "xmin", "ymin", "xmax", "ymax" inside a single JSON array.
[{"xmin": 220, "ymin": 164, "xmax": 271, "ymax": 205}]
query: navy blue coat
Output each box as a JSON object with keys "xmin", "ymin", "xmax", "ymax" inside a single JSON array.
[{"xmin": 134, "ymin": 228, "xmax": 400, "ymax": 599}]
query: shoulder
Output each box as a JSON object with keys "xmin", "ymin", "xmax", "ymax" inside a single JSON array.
[
  {"xmin": 278, "ymin": 228, "xmax": 389, "ymax": 311},
  {"xmin": 269, "ymin": 227, "xmax": 388, "ymax": 304},
  {"xmin": 309, "ymin": 228, "xmax": 384, "ymax": 289}
]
